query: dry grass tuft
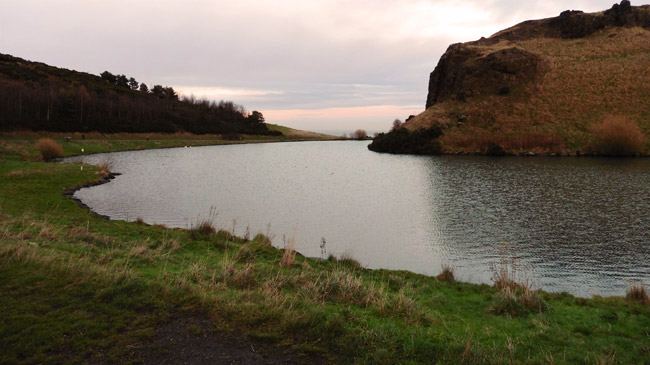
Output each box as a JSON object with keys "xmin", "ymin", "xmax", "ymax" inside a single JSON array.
[
  {"xmin": 234, "ymin": 244, "xmax": 256, "ymax": 264},
  {"xmin": 489, "ymin": 243, "xmax": 547, "ymax": 316},
  {"xmin": 252, "ymin": 233, "xmax": 272, "ymax": 246},
  {"xmin": 161, "ymin": 237, "xmax": 181, "ymax": 252},
  {"xmin": 35, "ymin": 138, "xmax": 63, "ymax": 161},
  {"xmin": 219, "ymin": 255, "xmax": 257, "ymax": 289},
  {"xmin": 96, "ymin": 163, "xmax": 112, "ymax": 179},
  {"xmin": 300, "ymin": 269, "xmax": 381, "ymax": 306},
  {"xmin": 67, "ymin": 226, "xmax": 115, "ymax": 247},
  {"xmin": 337, "ymin": 252, "xmax": 361, "ymax": 268},
  {"xmin": 437, "ymin": 265, "xmax": 455, "ymax": 283},
  {"xmin": 190, "ymin": 221, "xmax": 216, "ymax": 239},
  {"xmin": 280, "ymin": 236, "xmax": 296, "ymax": 268},
  {"xmin": 590, "ymin": 116, "xmax": 646, "ymax": 156},
  {"xmin": 625, "ymin": 282, "xmax": 650, "ymax": 304}
]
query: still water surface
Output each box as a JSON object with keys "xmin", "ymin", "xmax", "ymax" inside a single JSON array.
[{"xmin": 68, "ymin": 141, "xmax": 650, "ymax": 297}]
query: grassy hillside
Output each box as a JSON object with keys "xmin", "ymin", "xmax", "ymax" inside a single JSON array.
[
  {"xmin": 266, "ymin": 124, "xmax": 338, "ymax": 139},
  {"xmin": 403, "ymin": 3, "xmax": 650, "ymax": 155},
  {"xmin": 1, "ymin": 138, "xmax": 650, "ymax": 363}
]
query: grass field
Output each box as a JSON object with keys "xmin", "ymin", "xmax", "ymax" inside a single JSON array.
[{"xmin": 1, "ymin": 136, "xmax": 649, "ymax": 363}]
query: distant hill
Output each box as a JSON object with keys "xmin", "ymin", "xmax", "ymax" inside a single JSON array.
[
  {"xmin": 378, "ymin": 1, "xmax": 650, "ymax": 156},
  {"xmin": 0, "ymin": 53, "xmax": 279, "ymax": 136}
]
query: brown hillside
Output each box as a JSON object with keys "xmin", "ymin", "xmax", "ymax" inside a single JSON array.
[{"xmin": 406, "ymin": 1, "xmax": 650, "ymax": 155}]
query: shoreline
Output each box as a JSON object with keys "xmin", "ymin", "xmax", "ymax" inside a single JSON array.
[{"xmin": 1, "ymin": 135, "xmax": 649, "ymax": 363}]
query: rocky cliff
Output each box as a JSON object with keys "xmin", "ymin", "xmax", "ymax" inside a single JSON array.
[{"xmin": 405, "ymin": 1, "xmax": 650, "ymax": 155}]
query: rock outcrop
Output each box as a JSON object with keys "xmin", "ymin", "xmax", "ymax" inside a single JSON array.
[
  {"xmin": 399, "ymin": 1, "xmax": 650, "ymax": 155},
  {"xmin": 425, "ymin": 1, "xmax": 650, "ymax": 109}
]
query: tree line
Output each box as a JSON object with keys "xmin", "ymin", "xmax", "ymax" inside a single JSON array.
[{"xmin": 0, "ymin": 53, "xmax": 278, "ymax": 135}]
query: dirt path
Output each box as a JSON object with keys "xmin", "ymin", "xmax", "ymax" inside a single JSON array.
[{"xmin": 121, "ymin": 314, "xmax": 327, "ymax": 364}]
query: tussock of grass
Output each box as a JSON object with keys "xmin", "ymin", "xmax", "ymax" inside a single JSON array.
[
  {"xmin": 489, "ymin": 243, "xmax": 548, "ymax": 316},
  {"xmin": 626, "ymin": 282, "xmax": 650, "ymax": 304},
  {"xmin": 34, "ymin": 138, "xmax": 63, "ymax": 161},
  {"xmin": 279, "ymin": 236, "xmax": 296, "ymax": 268},
  {"xmin": 437, "ymin": 265, "xmax": 455, "ymax": 283},
  {"xmin": 189, "ymin": 221, "xmax": 216, "ymax": 239}
]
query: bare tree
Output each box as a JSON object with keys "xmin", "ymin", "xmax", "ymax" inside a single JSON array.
[{"xmin": 353, "ymin": 129, "xmax": 368, "ymax": 140}]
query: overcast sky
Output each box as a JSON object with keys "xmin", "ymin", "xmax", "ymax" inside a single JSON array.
[{"xmin": 0, "ymin": 0, "xmax": 618, "ymax": 133}]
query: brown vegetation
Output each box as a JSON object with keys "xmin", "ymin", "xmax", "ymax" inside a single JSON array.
[
  {"xmin": 34, "ymin": 138, "xmax": 63, "ymax": 161},
  {"xmin": 404, "ymin": 4, "xmax": 650, "ymax": 155},
  {"xmin": 352, "ymin": 129, "xmax": 368, "ymax": 140},
  {"xmin": 489, "ymin": 243, "xmax": 547, "ymax": 316},
  {"xmin": 589, "ymin": 115, "xmax": 646, "ymax": 156},
  {"xmin": 626, "ymin": 282, "xmax": 650, "ymax": 304},
  {"xmin": 437, "ymin": 265, "xmax": 455, "ymax": 283},
  {"xmin": 279, "ymin": 236, "xmax": 296, "ymax": 267},
  {"xmin": 190, "ymin": 221, "xmax": 216, "ymax": 239}
]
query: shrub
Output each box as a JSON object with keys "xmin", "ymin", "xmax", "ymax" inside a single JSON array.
[
  {"xmin": 485, "ymin": 142, "xmax": 506, "ymax": 156},
  {"xmin": 35, "ymin": 138, "xmax": 63, "ymax": 161},
  {"xmin": 590, "ymin": 116, "xmax": 646, "ymax": 156},
  {"xmin": 368, "ymin": 125, "xmax": 443, "ymax": 155}
]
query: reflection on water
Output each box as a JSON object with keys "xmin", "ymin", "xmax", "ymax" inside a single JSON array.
[{"xmin": 67, "ymin": 141, "xmax": 650, "ymax": 297}]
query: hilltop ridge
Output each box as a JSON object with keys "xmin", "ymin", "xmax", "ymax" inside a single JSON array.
[{"xmin": 0, "ymin": 53, "xmax": 277, "ymax": 136}]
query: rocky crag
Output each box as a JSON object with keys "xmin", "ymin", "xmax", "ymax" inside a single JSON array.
[{"xmin": 404, "ymin": 1, "xmax": 650, "ymax": 155}]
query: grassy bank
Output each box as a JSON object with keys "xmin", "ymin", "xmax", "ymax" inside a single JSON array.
[
  {"xmin": 0, "ymin": 131, "xmax": 336, "ymax": 161},
  {"xmin": 1, "ymin": 137, "xmax": 649, "ymax": 363}
]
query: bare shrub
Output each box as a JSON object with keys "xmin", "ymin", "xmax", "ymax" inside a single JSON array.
[
  {"xmin": 590, "ymin": 116, "xmax": 646, "ymax": 156},
  {"xmin": 35, "ymin": 138, "xmax": 63, "ymax": 161},
  {"xmin": 626, "ymin": 282, "xmax": 650, "ymax": 304},
  {"xmin": 352, "ymin": 129, "xmax": 368, "ymax": 140}
]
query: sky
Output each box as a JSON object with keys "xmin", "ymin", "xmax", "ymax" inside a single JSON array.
[{"xmin": 0, "ymin": 0, "xmax": 619, "ymax": 133}]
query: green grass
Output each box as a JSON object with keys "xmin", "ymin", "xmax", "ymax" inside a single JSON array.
[
  {"xmin": 1, "ymin": 138, "xmax": 649, "ymax": 363},
  {"xmin": 266, "ymin": 123, "xmax": 293, "ymax": 135},
  {"xmin": 0, "ymin": 130, "xmax": 330, "ymax": 161}
]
